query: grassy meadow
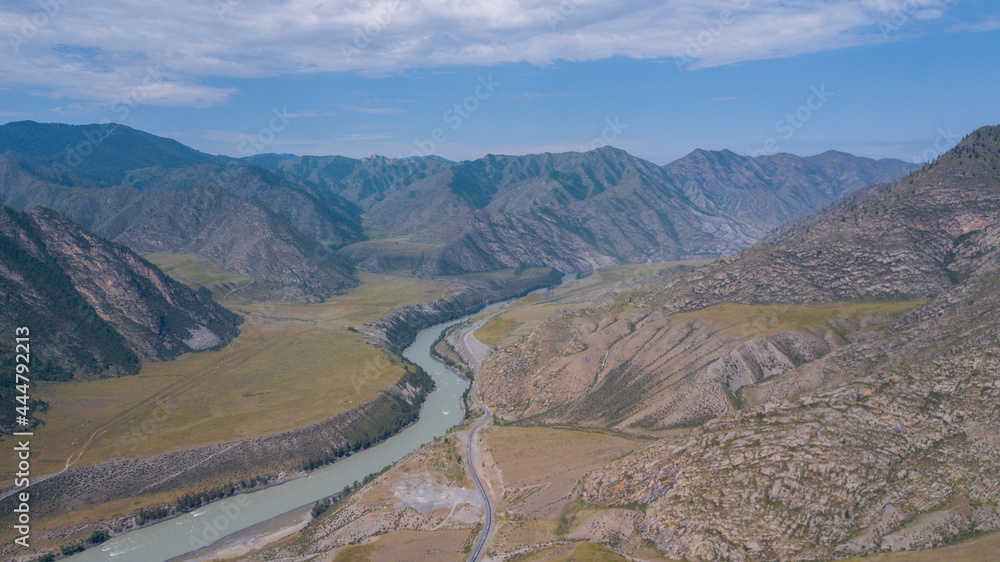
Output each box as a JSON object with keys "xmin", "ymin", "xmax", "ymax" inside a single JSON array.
[{"xmin": 2, "ymin": 265, "xmax": 460, "ymax": 483}]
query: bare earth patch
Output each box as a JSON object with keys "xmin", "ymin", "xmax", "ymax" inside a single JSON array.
[{"xmin": 479, "ymin": 425, "xmax": 653, "ymax": 559}]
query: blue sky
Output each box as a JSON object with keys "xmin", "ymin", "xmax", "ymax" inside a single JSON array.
[{"xmin": 1, "ymin": 0, "xmax": 998, "ymax": 164}]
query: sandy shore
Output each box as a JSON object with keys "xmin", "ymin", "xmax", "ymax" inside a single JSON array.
[{"xmin": 170, "ymin": 503, "xmax": 313, "ymax": 561}]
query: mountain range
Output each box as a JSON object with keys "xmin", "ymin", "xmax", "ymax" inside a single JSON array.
[
  {"xmin": 479, "ymin": 125, "xmax": 1000, "ymax": 559},
  {"xmin": 0, "ymin": 122, "xmax": 363, "ymax": 301},
  {"xmin": 0, "ymin": 118, "xmax": 991, "ymax": 560},
  {"xmin": 260, "ymin": 146, "xmax": 917, "ymax": 275},
  {"xmin": 0, "ymin": 120, "xmax": 922, "ymax": 431},
  {"xmin": 0, "ymin": 121, "xmax": 917, "ymax": 290}
]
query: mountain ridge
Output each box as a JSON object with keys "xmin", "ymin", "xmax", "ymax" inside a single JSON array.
[
  {"xmin": 0, "ymin": 204, "xmax": 243, "ymax": 431},
  {"xmin": 475, "ymin": 124, "xmax": 1000, "ymax": 560},
  {"xmin": 1, "ymin": 121, "xmax": 918, "ymax": 289},
  {"xmin": 296, "ymin": 144, "xmax": 918, "ymax": 276},
  {"xmin": 0, "ymin": 123, "xmax": 365, "ymax": 300},
  {"xmin": 0, "ymin": 121, "xmax": 220, "ymax": 186}
]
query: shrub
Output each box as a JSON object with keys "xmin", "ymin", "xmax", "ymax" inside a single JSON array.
[
  {"xmin": 88, "ymin": 530, "xmax": 110, "ymax": 544},
  {"xmin": 311, "ymin": 498, "xmax": 332, "ymax": 518},
  {"xmin": 61, "ymin": 543, "xmax": 85, "ymax": 555}
]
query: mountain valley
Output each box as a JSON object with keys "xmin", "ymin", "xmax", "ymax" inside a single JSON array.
[
  {"xmin": 230, "ymin": 127, "xmax": 1000, "ymax": 561},
  {"xmin": 0, "ymin": 122, "xmax": 995, "ymax": 562}
]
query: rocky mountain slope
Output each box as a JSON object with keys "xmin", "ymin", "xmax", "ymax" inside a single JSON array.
[
  {"xmin": 1, "ymin": 121, "xmax": 916, "ymax": 289},
  {"xmin": 0, "ymin": 205, "xmax": 241, "ymax": 431},
  {"xmin": 582, "ymin": 227, "xmax": 1000, "ymax": 559},
  {"xmin": 477, "ymin": 125, "xmax": 1000, "ymax": 559},
  {"xmin": 671, "ymin": 141, "xmax": 1000, "ymax": 306},
  {"xmin": 481, "ymin": 126, "xmax": 1000, "ymax": 427},
  {"xmin": 479, "ymin": 297, "xmax": 918, "ymax": 432},
  {"xmin": 265, "ymin": 146, "xmax": 916, "ymax": 275},
  {"xmin": 0, "ymin": 120, "xmax": 218, "ymax": 186},
  {"xmin": 661, "ymin": 148, "xmax": 916, "ymax": 231},
  {"xmin": 0, "ymin": 122, "xmax": 364, "ymax": 300},
  {"xmin": 0, "ymin": 205, "xmax": 242, "ymax": 373}
]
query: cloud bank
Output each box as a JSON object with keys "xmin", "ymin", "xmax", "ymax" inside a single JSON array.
[{"xmin": 0, "ymin": 0, "xmax": 951, "ymax": 107}]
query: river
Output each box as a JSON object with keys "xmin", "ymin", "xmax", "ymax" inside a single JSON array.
[{"xmin": 67, "ymin": 302, "xmax": 511, "ymax": 561}]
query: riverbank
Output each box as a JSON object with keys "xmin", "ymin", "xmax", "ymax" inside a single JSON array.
[
  {"xmin": 58, "ymin": 292, "xmax": 526, "ymax": 561},
  {"xmin": 172, "ymin": 504, "xmax": 313, "ymax": 562},
  {"xmin": 0, "ymin": 268, "xmax": 567, "ymax": 562}
]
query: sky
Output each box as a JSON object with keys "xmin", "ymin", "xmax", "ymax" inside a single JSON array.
[{"xmin": 1, "ymin": 0, "xmax": 999, "ymax": 165}]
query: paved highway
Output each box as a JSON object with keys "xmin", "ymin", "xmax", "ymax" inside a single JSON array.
[
  {"xmin": 461, "ymin": 317, "xmax": 494, "ymax": 562},
  {"xmin": 460, "ymin": 276, "xmax": 612, "ymax": 562}
]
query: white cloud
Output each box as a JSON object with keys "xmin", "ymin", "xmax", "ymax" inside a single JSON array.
[
  {"xmin": 0, "ymin": 0, "xmax": 954, "ymax": 108},
  {"xmin": 950, "ymin": 17, "xmax": 1000, "ymax": 33}
]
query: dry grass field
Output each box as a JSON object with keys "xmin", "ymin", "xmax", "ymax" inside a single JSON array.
[
  {"xmin": 479, "ymin": 425, "xmax": 651, "ymax": 559},
  {"xmin": 518, "ymin": 541, "xmax": 633, "ymax": 561},
  {"xmin": 668, "ymin": 299, "xmax": 929, "ymax": 339},
  {"xmin": 472, "ymin": 259, "xmax": 716, "ymax": 348},
  {"xmin": 329, "ymin": 529, "xmax": 472, "ymax": 561},
  {"xmin": 143, "ymin": 251, "xmax": 254, "ymax": 287},
  {"xmin": 844, "ymin": 531, "xmax": 1000, "ymax": 561},
  {"xmin": 1, "ymin": 270, "xmax": 459, "ymax": 483},
  {"xmin": 340, "ymin": 235, "xmax": 446, "ymax": 257},
  {"xmin": 481, "ymin": 426, "xmax": 642, "ymax": 520}
]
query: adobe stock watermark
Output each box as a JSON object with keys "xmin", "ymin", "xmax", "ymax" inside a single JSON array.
[
  {"xmin": 219, "ymin": 107, "xmax": 296, "ymax": 182},
  {"xmin": 50, "ymin": 66, "xmax": 163, "ymax": 176},
  {"xmin": 747, "ymin": 84, "xmax": 833, "ymax": 157},
  {"xmin": 408, "ymin": 74, "xmax": 501, "ymax": 159},
  {"xmin": 580, "ymin": 117, "xmax": 628, "ymax": 151},
  {"xmin": 236, "ymin": 108, "xmax": 294, "ymax": 158},
  {"xmin": 6, "ymin": 0, "xmax": 71, "ymax": 54},
  {"xmin": 341, "ymin": 1, "xmax": 402, "ymax": 62},
  {"xmin": 287, "ymin": 324, "xmax": 381, "ymax": 393},
  {"xmin": 350, "ymin": 356, "xmax": 386, "ymax": 393},
  {"xmin": 187, "ymin": 495, "xmax": 254, "ymax": 550},
  {"xmin": 910, "ymin": 127, "xmax": 961, "ymax": 164},
  {"xmin": 214, "ymin": 0, "xmax": 242, "ymax": 20},
  {"xmin": 879, "ymin": 0, "xmax": 936, "ymax": 40},
  {"xmin": 673, "ymin": 0, "xmax": 751, "ymax": 71},
  {"xmin": 545, "ymin": 0, "xmax": 583, "ymax": 28}
]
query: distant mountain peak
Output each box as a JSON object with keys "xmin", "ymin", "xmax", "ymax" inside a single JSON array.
[
  {"xmin": 0, "ymin": 121, "xmax": 924, "ymax": 284},
  {"xmin": 0, "ymin": 120, "xmax": 219, "ymax": 185},
  {"xmin": 684, "ymin": 123, "xmax": 1000, "ymax": 305}
]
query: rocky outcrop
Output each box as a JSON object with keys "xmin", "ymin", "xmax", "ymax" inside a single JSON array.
[
  {"xmin": 581, "ymin": 278, "xmax": 1000, "ymax": 559},
  {"xmin": 709, "ymin": 331, "xmax": 833, "ymax": 392},
  {"xmin": 479, "ymin": 297, "xmax": 867, "ymax": 432},
  {"xmin": 483, "ymin": 126, "xmax": 1000, "ymax": 560},
  {"xmin": 0, "ymin": 205, "xmax": 241, "ymax": 379}
]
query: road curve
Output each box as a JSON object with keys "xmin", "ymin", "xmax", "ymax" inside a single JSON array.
[
  {"xmin": 461, "ymin": 317, "xmax": 495, "ymax": 562},
  {"xmin": 460, "ymin": 277, "xmax": 613, "ymax": 561}
]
